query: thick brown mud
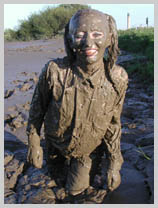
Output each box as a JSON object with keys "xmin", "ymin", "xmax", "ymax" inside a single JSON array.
[{"xmin": 4, "ymin": 39, "xmax": 154, "ymax": 204}]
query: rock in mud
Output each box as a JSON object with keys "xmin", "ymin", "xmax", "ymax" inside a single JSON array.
[
  {"xmin": 46, "ymin": 179, "xmax": 57, "ymax": 188},
  {"xmin": 12, "ymin": 80, "xmax": 22, "ymax": 85},
  {"xmin": 23, "ymin": 166, "xmax": 49, "ymax": 186},
  {"xmin": 16, "ymin": 165, "xmax": 57, "ymax": 203},
  {"xmin": 4, "ymin": 150, "xmax": 14, "ymax": 166},
  {"xmin": 7, "ymin": 105, "xmax": 18, "ymax": 112},
  {"xmin": 56, "ymin": 48, "xmax": 65, "ymax": 53},
  {"xmin": 24, "ymin": 188, "xmax": 56, "ymax": 204},
  {"xmin": 54, "ymin": 187, "xmax": 66, "ymax": 201},
  {"xmin": 4, "ymin": 112, "xmax": 18, "ymax": 126},
  {"xmin": 29, "ymin": 76, "xmax": 39, "ymax": 84},
  {"xmin": 22, "ymin": 102, "xmax": 30, "ymax": 111},
  {"xmin": 4, "ymin": 89, "xmax": 16, "ymax": 99},
  {"xmin": 21, "ymin": 72, "xmax": 28, "ymax": 76},
  {"xmin": 32, "ymin": 72, "xmax": 38, "ymax": 76},
  {"xmin": 73, "ymin": 187, "xmax": 107, "ymax": 204},
  {"xmin": 5, "ymin": 111, "xmax": 28, "ymax": 130},
  {"xmin": 4, "ymin": 189, "xmax": 17, "ymax": 204},
  {"xmin": 84, "ymin": 188, "xmax": 107, "ymax": 204},
  {"xmin": 20, "ymin": 83, "xmax": 33, "ymax": 91},
  {"xmin": 5, "ymin": 157, "xmax": 24, "ymax": 189},
  {"xmin": 12, "ymin": 114, "xmax": 24, "ymax": 128}
]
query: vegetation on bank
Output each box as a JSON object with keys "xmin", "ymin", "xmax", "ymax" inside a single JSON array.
[
  {"xmin": 4, "ymin": 4, "xmax": 90, "ymax": 41},
  {"xmin": 118, "ymin": 27, "xmax": 154, "ymax": 85}
]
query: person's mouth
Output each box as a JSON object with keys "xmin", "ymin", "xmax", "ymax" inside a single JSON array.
[{"xmin": 84, "ymin": 49, "xmax": 98, "ymax": 56}]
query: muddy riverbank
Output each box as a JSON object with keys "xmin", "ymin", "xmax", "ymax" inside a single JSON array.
[{"xmin": 4, "ymin": 39, "xmax": 154, "ymax": 204}]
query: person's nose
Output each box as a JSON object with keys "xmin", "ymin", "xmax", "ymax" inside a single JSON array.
[{"xmin": 84, "ymin": 33, "xmax": 93, "ymax": 48}]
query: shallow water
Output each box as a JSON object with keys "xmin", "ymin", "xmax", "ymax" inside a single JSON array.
[{"xmin": 4, "ymin": 38, "xmax": 65, "ymax": 89}]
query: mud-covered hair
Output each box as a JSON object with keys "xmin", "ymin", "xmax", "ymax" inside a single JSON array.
[
  {"xmin": 64, "ymin": 20, "xmax": 76, "ymax": 63},
  {"xmin": 104, "ymin": 13, "xmax": 120, "ymax": 95},
  {"xmin": 64, "ymin": 9, "xmax": 120, "ymax": 93},
  {"xmin": 105, "ymin": 14, "xmax": 120, "ymax": 72}
]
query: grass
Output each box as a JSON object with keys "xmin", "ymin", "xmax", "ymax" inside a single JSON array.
[
  {"xmin": 135, "ymin": 146, "xmax": 151, "ymax": 161},
  {"xmin": 118, "ymin": 27, "xmax": 154, "ymax": 86}
]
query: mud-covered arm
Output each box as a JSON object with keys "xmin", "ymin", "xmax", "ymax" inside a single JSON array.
[
  {"xmin": 104, "ymin": 91, "xmax": 126, "ymax": 171},
  {"xmin": 26, "ymin": 62, "xmax": 53, "ymax": 136},
  {"xmin": 104, "ymin": 65, "xmax": 128, "ymax": 171}
]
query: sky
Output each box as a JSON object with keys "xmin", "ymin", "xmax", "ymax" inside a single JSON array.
[{"xmin": 4, "ymin": 4, "xmax": 154, "ymax": 30}]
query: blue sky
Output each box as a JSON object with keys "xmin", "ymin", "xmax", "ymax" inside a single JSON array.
[{"xmin": 4, "ymin": 4, "xmax": 154, "ymax": 30}]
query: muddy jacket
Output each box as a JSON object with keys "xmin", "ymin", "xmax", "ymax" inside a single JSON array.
[{"xmin": 27, "ymin": 57, "xmax": 128, "ymax": 159}]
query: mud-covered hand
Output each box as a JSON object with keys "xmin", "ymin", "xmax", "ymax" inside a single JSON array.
[
  {"xmin": 27, "ymin": 133, "xmax": 43, "ymax": 168},
  {"xmin": 27, "ymin": 145, "xmax": 43, "ymax": 168},
  {"xmin": 107, "ymin": 169, "xmax": 121, "ymax": 191}
]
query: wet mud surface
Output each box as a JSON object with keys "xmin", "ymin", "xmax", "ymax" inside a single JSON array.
[{"xmin": 4, "ymin": 39, "xmax": 154, "ymax": 204}]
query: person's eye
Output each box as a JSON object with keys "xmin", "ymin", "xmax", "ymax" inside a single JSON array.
[{"xmin": 92, "ymin": 32, "xmax": 104, "ymax": 39}]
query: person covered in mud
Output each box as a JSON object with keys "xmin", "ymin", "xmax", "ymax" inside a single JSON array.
[{"xmin": 27, "ymin": 9, "xmax": 128, "ymax": 196}]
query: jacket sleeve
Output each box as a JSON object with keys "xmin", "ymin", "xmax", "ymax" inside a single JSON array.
[
  {"xmin": 104, "ymin": 65, "xmax": 128, "ymax": 171},
  {"xmin": 26, "ymin": 62, "xmax": 53, "ymax": 136}
]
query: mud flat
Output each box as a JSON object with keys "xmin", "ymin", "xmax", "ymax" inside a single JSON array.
[{"xmin": 4, "ymin": 39, "xmax": 154, "ymax": 204}]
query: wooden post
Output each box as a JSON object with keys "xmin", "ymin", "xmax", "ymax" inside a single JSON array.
[{"xmin": 127, "ymin": 13, "xmax": 130, "ymax": 29}]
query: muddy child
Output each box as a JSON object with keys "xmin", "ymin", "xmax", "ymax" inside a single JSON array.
[{"xmin": 27, "ymin": 9, "xmax": 128, "ymax": 196}]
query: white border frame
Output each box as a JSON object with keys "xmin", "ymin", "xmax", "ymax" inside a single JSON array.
[{"xmin": 1, "ymin": 0, "xmax": 157, "ymax": 207}]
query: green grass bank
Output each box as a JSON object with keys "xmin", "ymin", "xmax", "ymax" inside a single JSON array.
[{"xmin": 118, "ymin": 27, "xmax": 154, "ymax": 86}]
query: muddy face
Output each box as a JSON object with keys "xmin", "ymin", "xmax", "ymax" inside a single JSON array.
[{"xmin": 69, "ymin": 10, "xmax": 110, "ymax": 65}]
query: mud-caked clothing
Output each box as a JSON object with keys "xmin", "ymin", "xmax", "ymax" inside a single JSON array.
[{"xmin": 27, "ymin": 57, "xmax": 128, "ymax": 162}]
